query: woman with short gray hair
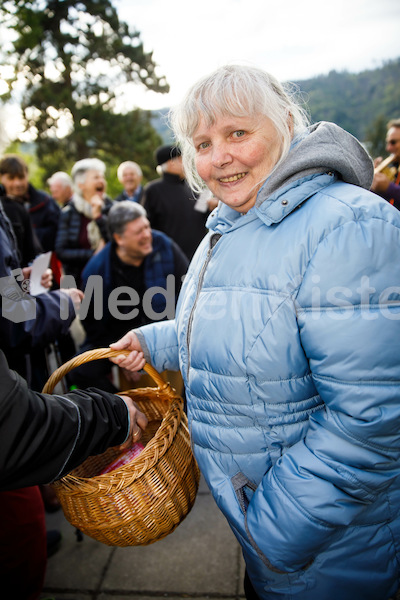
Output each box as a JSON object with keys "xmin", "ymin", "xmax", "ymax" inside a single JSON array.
[
  {"xmin": 171, "ymin": 64, "xmax": 309, "ymax": 194},
  {"xmin": 112, "ymin": 64, "xmax": 400, "ymax": 599},
  {"xmin": 55, "ymin": 158, "xmax": 113, "ymax": 287}
]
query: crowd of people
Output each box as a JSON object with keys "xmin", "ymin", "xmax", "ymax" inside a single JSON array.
[
  {"xmin": 1, "ymin": 65, "xmax": 400, "ymax": 599},
  {"xmin": 0, "ymin": 143, "xmax": 209, "ymax": 599}
]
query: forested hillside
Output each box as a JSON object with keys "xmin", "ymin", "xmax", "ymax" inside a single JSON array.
[
  {"xmin": 152, "ymin": 59, "xmax": 400, "ymax": 157},
  {"xmin": 295, "ymin": 58, "xmax": 400, "ymax": 155}
]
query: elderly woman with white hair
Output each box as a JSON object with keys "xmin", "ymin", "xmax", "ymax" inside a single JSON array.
[
  {"xmin": 55, "ymin": 158, "xmax": 112, "ymax": 287},
  {"xmin": 110, "ymin": 65, "xmax": 400, "ymax": 599}
]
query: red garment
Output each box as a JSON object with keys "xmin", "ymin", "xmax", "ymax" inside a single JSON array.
[
  {"xmin": 50, "ymin": 251, "xmax": 63, "ymax": 287},
  {"xmin": 78, "ymin": 214, "xmax": 91, "ymax": 250},
  {"xmin": 0, "ymin": 486, "xmax": 47, "ymax": 599}
]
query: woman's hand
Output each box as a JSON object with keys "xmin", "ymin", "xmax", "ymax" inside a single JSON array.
[
  {"xmin": 109, "ymin": 331, "xmax": 146, "ymax": 373},
  {"xmin": 118, "ymin": 395, "xmax": 148, "ymax": 450},
  {"xmin": 89, "ymin": 194, "xmax": 103, "ymax": 219}
]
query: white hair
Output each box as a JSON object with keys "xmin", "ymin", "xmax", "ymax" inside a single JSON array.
[
  {"xmin": 169, "ymin": 64, "xmax": 310, "ymax": 192},
  {"xmin": 71, "ymin": 158, "xmax": 106, "ymax": 187},
  {"xmin": 117, "ymin": 161, "xmax": 142, "ymax": 181},
  {"xmin": 47, "ymin": 171, "xmax": 73, "ymax": 188}
]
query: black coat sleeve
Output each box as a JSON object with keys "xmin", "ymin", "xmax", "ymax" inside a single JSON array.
[
  {"xmin": 0, "ymin": 350, "xmax": 130, "ymax": 490},
  {"xmin": 171, "ymin": 241, "xmax": 189, "ymax": 297}
]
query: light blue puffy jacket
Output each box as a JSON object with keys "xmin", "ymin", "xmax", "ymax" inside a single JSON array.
[{"xmin": 137, "ymin": 123, "xmax": 400, "ymax": 599}]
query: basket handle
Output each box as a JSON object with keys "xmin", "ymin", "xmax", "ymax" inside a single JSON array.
[{"xmin": 42, "ymin": 347, "xmax": 168, "ymax": 394}]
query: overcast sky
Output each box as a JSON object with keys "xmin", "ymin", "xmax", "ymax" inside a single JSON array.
[{"xmin": 115, "ymin": 0, "xmax": 400, "ymax": 111}]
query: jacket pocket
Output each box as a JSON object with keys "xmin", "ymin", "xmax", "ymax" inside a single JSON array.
[
  {"xmin": 231, "ymin": 471, "xmax": 257, "ymax": 515},
  {"xmin": 231, "ymin": 471, "xmax": 313, "ymax": 576}
]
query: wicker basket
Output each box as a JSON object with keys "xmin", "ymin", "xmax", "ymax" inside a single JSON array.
[{"xmin": 42, "ymin": 348, "xmax": 200, "ymax": 547}]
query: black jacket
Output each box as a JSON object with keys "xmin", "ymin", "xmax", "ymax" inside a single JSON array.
[
  {"xmin": 55, "ymin": 198, "xmax": 111, "ymax": 287},
  {"xmin": 0, "ymin": 203, "xmax": 76, "ymax": 380},
  {"xmin": 143, "ymin": 173, "xmax": 208, "ymax": 260},
  {"xmin": 0, "ymin": 350, "xmax": 129, "ymax": 491},
  {"xmin": 1, "ymin": 195, "xmax": 40, "ymax": 265},
  {"xmin": 25, "ymin": 183, "xmax": 60, "ymax": 252}
]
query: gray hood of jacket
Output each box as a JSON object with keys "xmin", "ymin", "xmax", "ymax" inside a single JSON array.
[{"xmin": 256, "ymin": 121, "xmax": 374, "ymax": 208}]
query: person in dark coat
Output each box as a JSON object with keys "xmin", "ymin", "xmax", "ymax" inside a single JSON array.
[
  {"xmin": 0, "ymin": 204, "xmax": 82, "ymax": 382},
  {"xmin": 0, "ymin": 201, "xmax": 84, "ymax": 600},
  {"xmin": 0, "ymin": 154, "xmax": 60, "ymax": 252},
  {"xmin": 0, "ymin": 348, "xmax": 147, "ymax": 492},
  {"xmin": 55, "ymin": 157, "xmax": 112, "ymax": 288},
  {"xmin": 0, "ymin": 347, "xmax": 147, "ymax": 599},
  {"xmin": 142, "ymin": 144, "xmax": 212, "ymax": 260},
  {"xmin": 0, "ymin": 191, "xmax": 39, "ymax": 265}
]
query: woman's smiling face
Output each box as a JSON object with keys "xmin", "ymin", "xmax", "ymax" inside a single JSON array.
[
  {"xmin": 80, "ymin": 169, "xmax": 106, "ymax": 200},
  {"xmin": 193, "ymin": 113, "xmax": 282, "ymax": 213}
]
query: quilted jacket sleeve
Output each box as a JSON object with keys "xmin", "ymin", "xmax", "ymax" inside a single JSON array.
[
  {"xmin": 136, "ymin": 319, "xmax": 180, "ymax": 372},
  {"xmin": 245, "ymin": 214, "xmax": 400, "ymax": 572}
]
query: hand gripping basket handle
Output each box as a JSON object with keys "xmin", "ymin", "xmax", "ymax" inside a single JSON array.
[{"xmin": 42, "ymin": 347, "xmax": 168, "ymax": 394}]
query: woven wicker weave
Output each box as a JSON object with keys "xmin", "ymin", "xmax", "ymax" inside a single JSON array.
[{"xmin": 42, "ymin": 348, "xmax": 200, "ymax": 547}]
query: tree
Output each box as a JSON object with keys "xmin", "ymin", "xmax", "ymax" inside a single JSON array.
[
  {"xmin": 364, "ymin": 115, "xmax": 388, "ymax": 160},
  {"xmin": 296, "ymin": 59, "xmax": 400, "ymax": 143},
  {"xmin": 0, "ymin": 0, "xmax": 169, "ymax": 180}
]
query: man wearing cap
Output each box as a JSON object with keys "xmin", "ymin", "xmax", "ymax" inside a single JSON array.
[{"xmin": 142, "ymin": 144, "xmax": 211, "ymax": 260}]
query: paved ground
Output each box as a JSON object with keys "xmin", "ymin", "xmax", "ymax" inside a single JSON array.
[{"xmin": 40, "ymin": 475, "xmax": 246, "ymax": 600}]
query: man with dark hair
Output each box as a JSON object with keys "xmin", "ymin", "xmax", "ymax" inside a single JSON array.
[
  {"xmin": 0, "ymin": 154, "xmax": 60, "ymax": 251},
  {"xmin": 371, "ymin": 118, "xmax": 400, "ymax": 209},
  {"xmin": 70, "ymin": 200, "xmax": 188, "ymax": 391}
]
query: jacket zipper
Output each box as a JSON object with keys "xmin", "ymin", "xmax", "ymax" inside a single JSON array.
[{"xmin": 186, "ymin": 233, "xmax": 221, "ymax": 381}]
